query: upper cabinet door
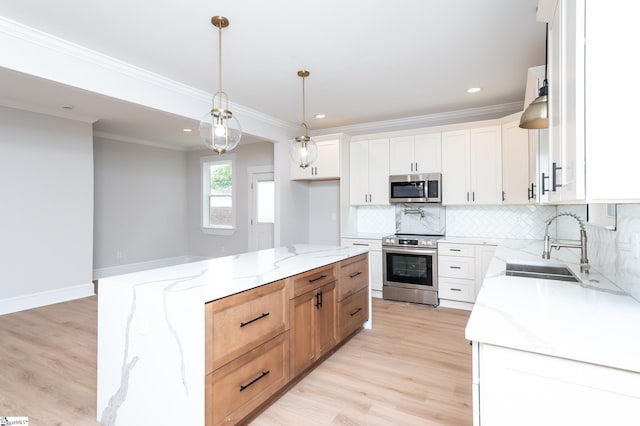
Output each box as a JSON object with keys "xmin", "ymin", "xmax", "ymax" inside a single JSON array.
[
  {"xmin": 442, "ymin": 130, "xmax": 470, "ymax": 205},
  {"xmin": 290, "ymin": 139, "xmax": 340, "ymax": 180},
  {"xmin": 349, "ymin": 140, "xmax": 370, "ymax": 205},
  {"xmin": 470, "ymin": 126, "xmax": 502, "ymax": 205},
  {"xmin": 501, "ymin": 118, "xmax": 530, "ymax": 204},
  {"xmin": 368, "ymin": 138, "xmax": 390, "ymax": 205},
  {"xmin": 389, "ymin": 136, "xmax": 414, "ymax": 175},
  {"xmin": 414, "ymin": 133, "xmax": 442, "ymax": 174}
]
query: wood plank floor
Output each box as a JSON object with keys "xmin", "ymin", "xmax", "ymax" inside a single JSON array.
[{"xmin": 0, "ymin": 297, "xmax": 471, "ymax": 425}]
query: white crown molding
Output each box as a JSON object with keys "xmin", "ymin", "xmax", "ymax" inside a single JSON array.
[
  {"xmin": 93, "ymin": 131, "xmax": 189, "ymax": 152},
  {"xmin": 0, "ymin": 17, "xmax": 296, "ymax": 134},
  {"xmin": 312, "ymin": 101, "xmax": 524, "ymax": 136}
]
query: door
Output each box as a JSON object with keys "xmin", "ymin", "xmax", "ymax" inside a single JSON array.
[{"xmin": 249, "ymin": 170, "xmax": 274, "ymax": 251}]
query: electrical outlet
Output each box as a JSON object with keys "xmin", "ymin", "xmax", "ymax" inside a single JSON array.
[{"xmin": 116, "ymin": 250, "xmax": 123, "ymax": 259}]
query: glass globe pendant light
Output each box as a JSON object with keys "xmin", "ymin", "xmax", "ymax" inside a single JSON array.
[
  {"xmin": 289, "ymin": 70, "xmax": 318, "ymax": 169},
  {"xmin": 199, "ymin": 16, "xmax": 242, "ymax": 154}
]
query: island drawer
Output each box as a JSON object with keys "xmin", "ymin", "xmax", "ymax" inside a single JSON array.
[
  {"xmin": 290, "ymin": 264, "xmax": 336, "ymax": 298},
  {"xmin": 337, "ymin": 287, "xmax": 369, "ymax": 341},
  {"xmin": 439, "ymin": 243, "xmax": 475, "ymax": 258},
  {"xmin": 206, "ymin": 280, "xmax": 288, "ymax": 372},
  {"xmin": 206, "ymin": 332, "xmax": 289, "ymax": 426},
  {"xmin": 337, "ymin": 253, "xmax": 369, "ymax": 301},
  {"xmin": 439, "ymin": 256, "xmax": 475, "ymax": 280},
  {"xmin": 438, "ymin": 277, "xmax": 475, "ymax": 303}
]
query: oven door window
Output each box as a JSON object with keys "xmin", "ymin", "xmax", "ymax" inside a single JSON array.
[{"xmin": 385, "ymin": 252, "xmax": 433, "ymax": 287}]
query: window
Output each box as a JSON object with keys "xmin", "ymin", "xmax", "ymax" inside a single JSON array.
[{"xmin": 202, "ymin": 155, "xmax": 236, "ymax": 234}]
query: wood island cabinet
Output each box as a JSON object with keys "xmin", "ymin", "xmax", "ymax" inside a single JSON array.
[{"xmin": 204, "ymin": 255, "xmax": 368, "ymax": 426}]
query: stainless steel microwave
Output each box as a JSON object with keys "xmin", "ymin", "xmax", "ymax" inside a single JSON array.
[{"xmin": 389, "ymin": 173, "xmax": 442, "ymax": 203}]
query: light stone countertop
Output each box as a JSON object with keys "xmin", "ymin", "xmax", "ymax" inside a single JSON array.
[{"xmin": 465, "ymin": 238, "xmax": 640, "ymax": 373}]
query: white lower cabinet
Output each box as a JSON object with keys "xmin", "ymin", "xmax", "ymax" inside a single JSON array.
[
  {"xmin": 340, "ymin": 238, "xmax": 383, "ymax": 296},
  {"xmin": 475, "ymin": 343, "xmax": 640, "ymax": 426},
  {"xmin": 438, "ymin": 242, "xmax": 496, "ymax": 307}
]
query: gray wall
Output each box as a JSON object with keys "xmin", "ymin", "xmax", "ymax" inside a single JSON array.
[
  {"xmin": 187, "ymin": 142, "xmax": 275, "ymax": 258},
  {"xmin": 93, "ymin": 137, "xmax": 188, "ymax": 270},
  {"xmin": 308, "ymin": 181, "xmax": 340, "ymax": 245},
  {"xmin": 0, "ymin": 107, "xmax": 93, "ymax": 306}
]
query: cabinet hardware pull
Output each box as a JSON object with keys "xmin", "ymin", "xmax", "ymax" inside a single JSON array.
[
  {"xmin": 467, "ymin": 192, "xmax": 470, "ymax": 202},
  {"xmin": 349, "ymin": 271, "xmax": 362, "ymax": 278},
  {"xmin": 472, "ymin": 192, "xmax": 475, "ymax": 202},
  {"xmin": 450, "ymin": 249, "xmax": 461, "ymax": 252},
  {"xmin": 528, "ymin": 183, "xmax": 537, "ymax": 200},
  {"xmin": 502, "ymin": 191, "xmax": 506, "ymax": 202},
  {"xmin": 349, "ymin": 307, "xmax": 362, "ymax": 316},
  {"xmin": 308, "ymin": 274, "xmax": 327, "ymax": 283},
  {"xmin": 415, "ymin": 162, "xmax": 418, "ymax": 171},
  {"xmin": 411, "ymin": 163, "xmax": 414, "ymax": 172},
  {"xmin": 239, "ymin": 370, "xmax": 270, "ymax": 392},
  {"xmin": 541, "ymin": 173, "xmax": 549, "ymax": 195},
  {"xmin": 352, "ymin": 243, "xmax": 368, "ymax": 246},
  {"xmin": 240, "ymin": 312, "xmax": 270, "ymax": 328},
  {"xmin": 450, "ymin": 266, "xmax": 462, "ymax": 269},
  {"xmin": 319, "ymin": 290, "xmax": 323, "ymax": 307},
  {"xmin": 451, "ymin": 288, "xmax": 462, "ymax": 292},
  {"xmin": 552, "ymin": 162, "xmax": 563, "ymax": 191},
  {"xmin": 315, "ymin": 292, "xmax": 321, "ymax": 309}
]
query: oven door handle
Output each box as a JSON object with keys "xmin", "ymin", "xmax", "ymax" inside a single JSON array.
[{"xmin": 382, "ymin": 247, "xmax": 438, "ymax": 256}]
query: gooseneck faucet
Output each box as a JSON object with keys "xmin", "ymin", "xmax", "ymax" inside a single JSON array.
[{"xmin": 542, "ymin": 212, "xmax": 590, "ymax": 273}]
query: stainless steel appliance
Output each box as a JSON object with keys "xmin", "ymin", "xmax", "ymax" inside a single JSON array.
[
  {"xmin": 389, "ymin": 173, "xmax": 442, "ymax": 203},
  {"xmin": 382, "ymin": 234, "xmax": 440, "ymax": 305}
]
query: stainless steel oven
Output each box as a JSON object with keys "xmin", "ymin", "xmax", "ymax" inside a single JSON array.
[{"xmin": 382, "ymin": 234, "xmax": 439, "ymax": 306}]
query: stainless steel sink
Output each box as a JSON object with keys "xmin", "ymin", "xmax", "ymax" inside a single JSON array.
[{"xmin": 505, "ymin": 262, "xmax": 580, "ymax": 282}]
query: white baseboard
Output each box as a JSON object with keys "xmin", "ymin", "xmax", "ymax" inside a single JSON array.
[
  {"xmin": 0, "ymin": 283, "xmax": 95, "ymax": 315},
  {"xmin": 438, "ymin": 299, "xmax": 474, "ymax": 311},
  {"xmin": 93, "ymin": 255, "xmax": 205, "ymax": 280}
]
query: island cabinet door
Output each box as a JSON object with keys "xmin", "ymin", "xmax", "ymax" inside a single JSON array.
[
  {"xmin": 290, "ymin": 281, "xmax": 337, "ymax": 377},
  {"xmin": 206, "ymin": 332, "xmax": 289, "ymax": 426}
]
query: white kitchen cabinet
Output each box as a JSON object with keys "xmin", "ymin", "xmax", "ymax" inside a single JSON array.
[
  {"xmin": 539, "ymin": 0, "xmax": 640, "ymax": 203},
  {"xmin": 501, "ymin": 114, "xmax": 531, "ymax": 204},
  {"xmin": 290, "ymin": 139, "xmax": 340, "ymax": 180},
  {"xmin": 475, "ymin": 342, "xmax": 640, "ymax": 426},
  {"xmin": 349, "ymin": 139, "xmax": 389, "ymax": 205},
  {"xmin": 340, "ymin": 238, "xmax": 383, "ymax": 297},
  {"xmin": 389, "ymin": 133, "xmax": 441, "ymax": 175},
  {"xmin": 441, "ymin": 125, "xmax": 502, "ymax": 205},
  {"xmin": 438, "ymin": 242, "xmax": 495, "ymax": 308}
]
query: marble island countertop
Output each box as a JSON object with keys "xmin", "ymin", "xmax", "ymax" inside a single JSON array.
[
  {"xmin": 465, "ymin": 239, "xmax": 640, "ymax": 373},
  {"xmin": 100, "ymin": 244, "xmax": 369, "ymax": 303}
]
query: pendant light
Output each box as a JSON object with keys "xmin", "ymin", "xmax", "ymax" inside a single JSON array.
[
  {"xmin": 199, "ymin": 16, "xmax": 242, "ymax": 153},
  {"xmin": 520, "ymin": 24, "xmax": 549, "ymax": 129},
  {"xmin": 289, "ymin": 70, "xmax": 318, "ymax": 169}
]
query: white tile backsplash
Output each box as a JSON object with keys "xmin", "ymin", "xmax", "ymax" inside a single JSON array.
[
  {"xmin": 446, "ymin": 205, "xmax": 557, "ymax": 239},
  {"xmin": 355, "ymin": 205, "xmax": 396, "ymax": 234}
]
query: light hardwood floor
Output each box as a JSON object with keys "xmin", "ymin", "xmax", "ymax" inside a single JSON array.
[{"xmin": 0, "ymin": 297, "xmax": 471, "ymax": 425}]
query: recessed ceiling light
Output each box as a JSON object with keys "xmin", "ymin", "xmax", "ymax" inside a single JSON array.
[
  {"xmin": 467, "ymin": 87, "xmax": 481, "ymax": 94},
  {"xmin": 314, "ymin": 114, "xmax": 326, "ymax": 119},
  {"xmin": 183, "ymin": 128, "xmax": 193, "ymax": 133}
]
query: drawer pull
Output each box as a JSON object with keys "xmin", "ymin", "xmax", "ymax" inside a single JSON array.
[
  {"xmin": 349, "ymin": 307, "xmax": 362, "ymax": 317},
  {"xmin": 240, "ymin": 312, "xmax": 270, "ymax": 328},
  {"xmin": 450, "ymin": 266, "xmax": 462, "ymax": 269},
  {"xmin": 449, "ymin": 249, "xmax": 461, "ymax": 252},
  {"xmin": 352, "ymin": 243, "xmax": 369, "ymax": 246},
  {"xmin": 239, "ymin": 370, "xmax": 270, "ymax": 392},
  {"xmin": 349, "ymin": 271, "xmax": 362, "ymax": 279},
  {"xmin": 309, "ymin": 274, "xmax": 327, "ymax": 283},
  {"xmin": 451, "ymin": 288, "xmax": 462, "ymax": 292}
]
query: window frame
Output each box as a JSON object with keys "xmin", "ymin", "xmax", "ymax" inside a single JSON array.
[{"xmin": 201, "ymin": 154, "xmax": 236, "ymax": 235}]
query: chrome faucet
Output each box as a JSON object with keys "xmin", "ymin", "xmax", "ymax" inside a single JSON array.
[{"xmin": 542, "ymin": 212, "xmax": 590, "ymax": 274}]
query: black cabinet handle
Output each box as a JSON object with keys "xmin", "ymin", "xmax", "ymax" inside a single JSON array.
[
  {"xmin": 528, "ymin": 183, "xmax": 537, "ymax": 200},
  {"xmin": 239, "ymin": 370, "xmax": 270, "ymax": 392},
  {"xmin": 552, "ymin": 162, "xmax": 562, "ymax": 192},
  {"xmin": 349, "ymin": 271, "xmax": 362, "ymax": 279},
  {"xmin": 352, "ymin": 243, "xmax": 368, "ymax": 246},
  {"xmin": 315, "ymin": 292, "xmax": 321, "ymax": 309},
  {"xmin": 240, "ymin": 312, "xmax": 270, "ymax": 328},
  {"xmin": 309, "ymin": 274, "xmax": 327, "ymax": 283},
  {"xmin": 451, "ymin": 288, "xmax": 462, "ymax": 292},
  {"xmin": 449, "ymin": 249, "xmax": 461, "ymax": 252},
  {"xmin": 349, "ymin": 307, "xmax": 363, "ymax": 317},
  {"xmin": 541, "ymin": 173, "xmax": 549, "ymax": 195},
  {"xmin": 502, "ymin": 191, "xmax": 506, "ymax": 202},
  {"xmin": 450, "ymin": 266, "xmax": 462, "ymax": 269}
]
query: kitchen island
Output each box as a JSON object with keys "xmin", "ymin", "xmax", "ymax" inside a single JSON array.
[
  {"xmin": 466, "ymin": 239, "xmax": 640, "ymax": 425},
  {"xmin": 96, "ymin": 244, "xmax": 369, "ymax": 426}
]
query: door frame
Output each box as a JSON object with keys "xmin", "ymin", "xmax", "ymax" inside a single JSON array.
[{"xmin": 247, "ymin": 165, "xmax": 275, "ymax": 251}]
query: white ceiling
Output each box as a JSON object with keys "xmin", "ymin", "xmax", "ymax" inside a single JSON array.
[{"xmin": 0, "ymin": 0, "xmax": 544, "ymax": 149}]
